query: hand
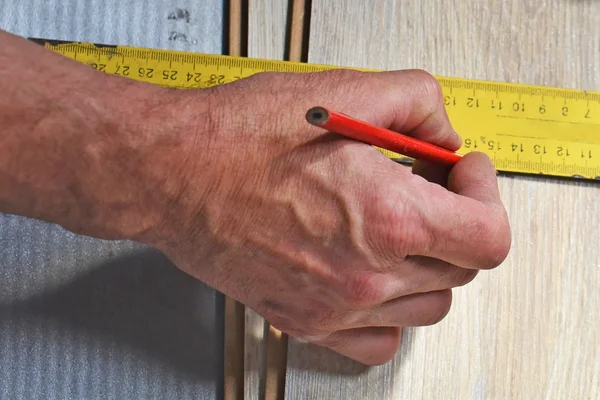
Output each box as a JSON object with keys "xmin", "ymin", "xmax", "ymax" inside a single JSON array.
[
  {"xmin": 127, "ymin": 69, "xmax": 511, "ymax": 365},
  {"xmin": 0, "ymin": 32, "xmax": 510, "ymax": 365}
]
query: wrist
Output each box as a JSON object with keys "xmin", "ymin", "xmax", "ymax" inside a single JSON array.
[
  {"xmin": 102, "ymin": 81, "xmax": 220, "ymax": 246},
  {"xmin": 0, "ymin": 33, "xmax": 221, "ymax": 245},
  {"xmin": 81, "ymin": 78, "xmax": 176, "ymax": 242},
  {"xmin": 6, "ymin": 72, "xmax": 211, "ymax": 244},
  {"xmin": 41, "ymin": 75, "xmax": 177, "ymax": 242}
]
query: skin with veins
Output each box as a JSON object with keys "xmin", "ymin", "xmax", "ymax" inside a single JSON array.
[{"xmin": 0, "ymin": 30, "xmax": 511, "ymax": 365}]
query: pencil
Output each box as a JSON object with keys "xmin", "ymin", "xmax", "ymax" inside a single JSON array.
[{"xmin": 305, "ymin": 106, "xmax": 463, "ymax": 165}]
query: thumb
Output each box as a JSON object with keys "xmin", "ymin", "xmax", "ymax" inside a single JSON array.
[
  {"xmin": 447, "ymin": 152, "xmax": 502, "ymax": 206},
  {"xmin": 414, "ymin": 151, "xmax": 511, "ymax": 270}
]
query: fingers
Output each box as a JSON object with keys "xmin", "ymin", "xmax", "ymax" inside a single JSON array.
[
  {"xmin": 313, "ymin": 69, "xmax": 460, "ymax": 151},
  {"xmin": 314, "ymin": 290, "xmax": 451, "ymax": 365},
  {"xmin": 344, "ymin": 69, "xmax": 509, "ymax": 270},
  {"xmin": 374, "ymin": 151, "xmax": 509, "ymax": 271},
  {"xmin": 372, "ymin": 70, "xmax": 462, "ymax": 151},
  {"xmin": 315, "ymin": 326, "xmax": 402, "ymax": 366},
  {"xmin": 357, "ymin": 256, "xmax": 476, "ymax": 305},
  {"xmin": 366, "ymin": 70, "xmax": 460, "ymax": 187},
  {"xmin": 415, "ymin": 152, "xmax": 511, "ymax": 270},
  {"xmin": 386, "ymin": 256, "xmax": 478, "ymax": 298},
  {"xmin": 361, "ymin": 289, "xmax": 453, "ymax": 328}
]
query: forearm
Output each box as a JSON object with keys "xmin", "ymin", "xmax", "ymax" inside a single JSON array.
[
  {"xmin": 0, "ymin": 32, "xmax": 115, "ymax": 217},
  {"xmin": 0, "ymin": 30, "xmax": 200, "ymax": 241}
]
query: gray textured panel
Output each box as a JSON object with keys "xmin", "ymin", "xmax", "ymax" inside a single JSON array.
[
  {"xmin": 0, "ymin": 0, "xmax": 224, "ymax": 52},
  {"xmin": 0, "ymin": 216, "xmax": 224, "ymax": 400},
  {"xmin": 0, "ymin": 1, "xmax": 225, "ymax": 399}
]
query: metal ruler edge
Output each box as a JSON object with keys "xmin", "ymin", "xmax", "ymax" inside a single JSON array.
[{"xmin": 33, "ymin": 38, "xmax": 600, "ymax": 181}]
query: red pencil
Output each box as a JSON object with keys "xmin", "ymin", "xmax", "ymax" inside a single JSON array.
[{"xmin": 305, "ymin": 106, "xmax": 462, "ymax": 165}]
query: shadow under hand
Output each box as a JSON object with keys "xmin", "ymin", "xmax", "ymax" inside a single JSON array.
[{"xmin": 1, "ymin": 246, "xmax": 224, "ymax": 384}]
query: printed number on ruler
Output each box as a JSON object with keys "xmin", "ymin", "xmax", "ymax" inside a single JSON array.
[
  {"xmin": 437, "ymin": 81, "xmax": 600, "ymax": 179},
  {"xmin": 41, "ymin": 41, "xmax": 600, "ymax": 180}
]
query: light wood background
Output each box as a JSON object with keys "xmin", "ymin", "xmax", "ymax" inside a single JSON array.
[{"xmin": 247, "ymin": 1, "xmax": 600, "ymax": 399}]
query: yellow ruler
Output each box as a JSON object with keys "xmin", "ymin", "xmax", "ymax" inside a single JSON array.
[{"xmin": 35, "ymin": 39, "xmax": 600, "ymax": 181}]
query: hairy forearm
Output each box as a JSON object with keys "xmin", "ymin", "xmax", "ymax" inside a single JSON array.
[
  {"xmin": 0, "ymin": 30, "xmax": 205, "ymax": 241},
  {"xmin": 0, "ymin": 32, "xmax": 118, "ymax": 219}
]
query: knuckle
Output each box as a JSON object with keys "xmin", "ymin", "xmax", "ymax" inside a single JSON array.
[{"xmin": 408, "ymin": 69, "xmax": 443, "ymax": 97}]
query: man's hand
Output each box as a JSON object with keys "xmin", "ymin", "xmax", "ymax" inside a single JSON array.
[
  {"xmin": 141, "ymin": 69, "xmax": 512, "ymax": 365},
  {"xmin": 0, "ymin": 30, "xmax": 511, "ymax": 365}
]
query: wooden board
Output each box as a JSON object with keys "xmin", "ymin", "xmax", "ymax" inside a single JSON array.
[{"xmin": 274, "ymin": 1, "xmax": 600, "ymax": 398}]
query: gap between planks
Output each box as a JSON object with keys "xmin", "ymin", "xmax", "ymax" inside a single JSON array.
[
  {"xmin": 263, "ymin": 2, "xmax": 312, "ymax": 400},
  {"xmin": 224, "ymin": 1, "xmax": 312, "ymax": 399},
  {"xmin": 224, "ymin": 1, "xmax": 248, "ymax": 400}
]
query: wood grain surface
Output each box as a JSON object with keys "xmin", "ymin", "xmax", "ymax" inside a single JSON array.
[{"xmin": 273, "ymin": 1, "xmax": 600, "ymax": 399}]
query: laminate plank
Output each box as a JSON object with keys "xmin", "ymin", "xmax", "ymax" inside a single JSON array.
[
  {"xmin": 248, "ymin": 0, "xmax": 288, "ymax": 61},
  {"xmin": 284, "ymin": 1, "xmax": 600, "ymax": 398},
  {"xmin": 0, "ymin": 0, "xmax": 224, "ymax": 52}
]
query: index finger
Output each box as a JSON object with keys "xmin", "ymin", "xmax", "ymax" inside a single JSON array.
[
  {"xmin": 383, "ymin": 70, "xmax": 462, "ymax": 151},
  {"xmin": 328, "ymin": 69, "xmax": 462, "ymax": 151}
]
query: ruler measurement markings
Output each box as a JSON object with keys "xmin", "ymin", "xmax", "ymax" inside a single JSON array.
[{"xmin": 42, "ymin": 41, "xmax": 600, "ymax": 180}]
